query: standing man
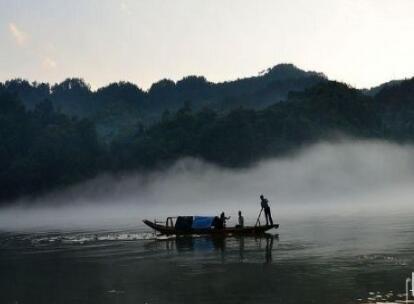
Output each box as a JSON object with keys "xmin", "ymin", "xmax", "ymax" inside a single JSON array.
[
  {"xmin": 220, "ymin": 211, "xmax": 230, "ymax": 228},
  {"xmin": 260, "ymin": 194, "xmax": 273, "ymax": 226}
]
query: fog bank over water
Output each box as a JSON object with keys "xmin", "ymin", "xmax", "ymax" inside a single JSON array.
[{"xmin": 1, "ymin": 140, "xmax": 414, "ymax": 232}]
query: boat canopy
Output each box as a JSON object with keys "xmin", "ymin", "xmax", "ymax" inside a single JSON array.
[
  {"xmin": 174, "ymin": 216, "xmax": 215, "ymax": 230},
  {"xmin": 175, "ymin": 216, "xmax": 193, "ymax": 231},
  {"xmin": 192, "ymin": 216, "xmax": 215, "ymax": 229}
]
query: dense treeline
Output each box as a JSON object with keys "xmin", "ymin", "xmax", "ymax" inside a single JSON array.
[
  {"xmin": 1, "ymin": 66, "xmax": 414, "ymax": 203},
  {"xmin": 0, "ymin": 91, "xmax": 101, "ymax": 201},
  {"xmin": 111, "ymin": 82, "xmax": 381, "ymax": 169},
  {"xmin": 2, "ymin": 64, "xmax": 326, "ymax": 142}
]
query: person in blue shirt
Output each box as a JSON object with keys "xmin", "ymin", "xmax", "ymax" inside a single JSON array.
[{"xmin": 260, "ymin": 194, "xmax": 273, "ymax": 226}]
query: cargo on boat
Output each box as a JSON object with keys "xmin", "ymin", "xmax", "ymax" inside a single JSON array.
[{"xmin": 143, "ymin": 216, "xmax": 279, "ymax": 236}]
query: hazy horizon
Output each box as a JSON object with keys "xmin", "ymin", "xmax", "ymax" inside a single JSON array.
[
  {"xmin": 0, "ymin": 62, "xmax": 326, "ymax": 91},
  {"xmin": 0, "ymin": 62, "xmax": 410, "ymax": 93},
  {"xmin": 2, "ymin": 0, "xmax": 414, "ymax": 90}
]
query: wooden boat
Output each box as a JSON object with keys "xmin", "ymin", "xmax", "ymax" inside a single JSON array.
[{"xmin": 143, "ymin": 216, "xmax": 279, "ymax": 236}]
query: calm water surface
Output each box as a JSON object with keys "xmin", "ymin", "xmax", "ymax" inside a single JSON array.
[{"xmin": 1, "ymin": 213, "xmax": 413, "ymax": 304}]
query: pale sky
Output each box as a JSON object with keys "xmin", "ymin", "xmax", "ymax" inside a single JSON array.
[{"xmin": 1, "ymin": 0, "xmax": 414, "ymax": 90}]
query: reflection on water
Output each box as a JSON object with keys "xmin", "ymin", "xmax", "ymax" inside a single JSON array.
[
  {"xmin": 148, "ymin": 234, "xmax": 278, "ymax": 264},
  {"xmin": 1, "ymin": 214, "xmax": 414, "ymax": 304}
]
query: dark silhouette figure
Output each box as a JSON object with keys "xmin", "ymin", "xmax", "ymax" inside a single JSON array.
[
  {"xmin": 220, "ymin": 212, "xmax": 230, "ymax": 228},
  {"xmin": 236, "ymin": 210, "xmax": 244, "ymax": 228},
  {"xmin": 260, "ymin": 194, "xmax": 273, "ymax": 226},
  {"xmin": 212, "ymin": 216, "xmax": 221, "ymax": 229}
]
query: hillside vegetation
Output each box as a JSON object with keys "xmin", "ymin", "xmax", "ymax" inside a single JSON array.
[{"xmin": 1, "ymin": 64, "xmax": 414, "ymax": 203}]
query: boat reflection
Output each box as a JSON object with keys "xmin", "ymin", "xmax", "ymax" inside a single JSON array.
[{"xmin": 147, "ymin": 234, "xmax": 279, "ymax": 264}]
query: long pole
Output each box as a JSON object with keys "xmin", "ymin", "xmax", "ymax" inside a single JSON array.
[{"xmin": 255, "ymin": 208, "xmax": 263, "ymax": 227}]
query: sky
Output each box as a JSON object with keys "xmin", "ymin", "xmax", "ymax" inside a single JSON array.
[{"xmin": 1, "ymin": 0, "xmax": 414, "ymax": 90}]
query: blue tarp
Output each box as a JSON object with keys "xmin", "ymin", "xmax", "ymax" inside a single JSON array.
[{"xmin": 192, "ymin": 216, "xmax": 215, "ymax": 229}]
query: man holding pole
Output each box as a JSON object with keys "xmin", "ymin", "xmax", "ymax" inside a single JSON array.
[{"xmin": 260, "ymin": 194, "xmax": 273, "ymax": 226}]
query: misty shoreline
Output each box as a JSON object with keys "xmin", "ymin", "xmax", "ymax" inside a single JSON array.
[{"xmin": 2, "ymin": 140, "xmax": 414, "ymax": 232}]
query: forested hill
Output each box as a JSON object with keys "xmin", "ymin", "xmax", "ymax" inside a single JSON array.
[
  {"xmin": 1, "ymin": 65, "xmax": 414, "ymax": 204},
  {"xmin": 1, "ymin": 64, "xmax": 326, "ymax": 142}
]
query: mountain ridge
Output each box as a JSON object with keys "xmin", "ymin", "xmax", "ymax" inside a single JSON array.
[{"xmin": 1, "ymin": 63, "xmax": 328, "ymax": 141}]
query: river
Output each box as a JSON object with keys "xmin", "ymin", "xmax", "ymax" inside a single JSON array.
[{"xmin": 1, "ymin": 212, "xmax": 413, "ymax": 304}]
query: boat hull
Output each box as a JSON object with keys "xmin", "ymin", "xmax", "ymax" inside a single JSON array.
[{"xmin": 143, "ymin": 219, "xmax": 278, "ymax": 236}]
